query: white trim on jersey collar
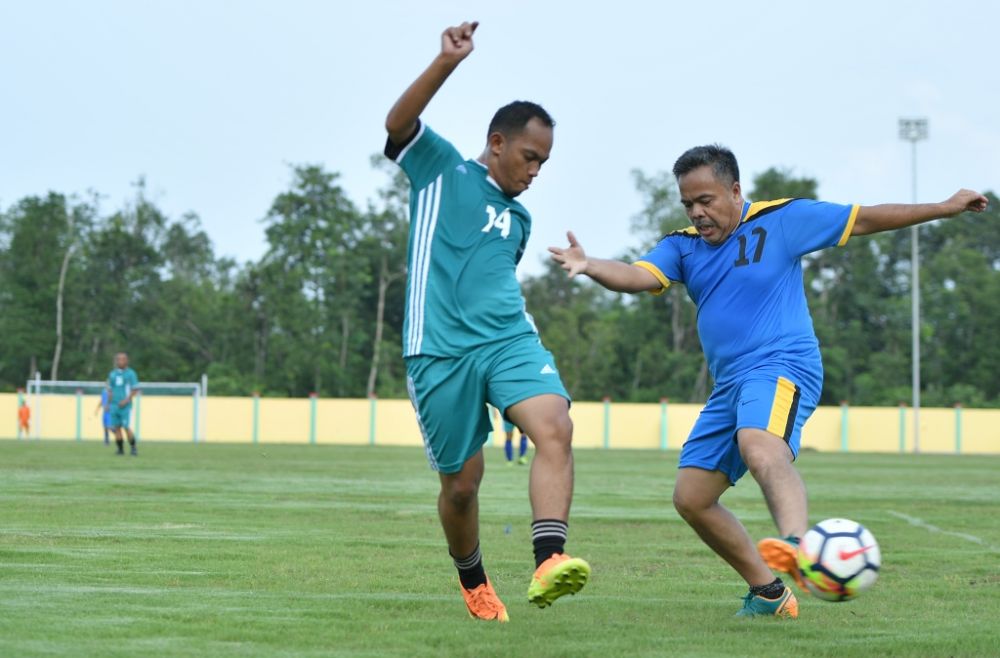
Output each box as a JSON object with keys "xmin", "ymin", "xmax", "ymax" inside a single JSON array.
[{"xmin": 470, "ymin": 159, "xmax": 505, "ymax": 193}]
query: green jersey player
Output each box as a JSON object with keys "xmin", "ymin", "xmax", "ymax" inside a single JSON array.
[
  {"xmin": 107, "ymin": 351, "xmax": 140, "ymax": 456},
  {"xmin": 384, "ymin": 20, "xmax": 590, "ymax": 622}
]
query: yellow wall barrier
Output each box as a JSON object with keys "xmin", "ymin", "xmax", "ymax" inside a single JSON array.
[{"xmin": 3, "ymin": 393, "xmax": 998, "ymax": 455}]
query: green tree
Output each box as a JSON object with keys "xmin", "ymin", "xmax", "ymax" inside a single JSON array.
[
  {"xmin": 919, "ymin": 192, "xmax": 1000, "ymax": 406},
  {"xmin": 0, "ymin": 192, "xmax": 97, "ymax": 386},
  {"xmin": 361, "ymin": 157, "xmax": 410, "ymax": 397},
  {"xmin": 258, "ymin": 165, "xmax": 368, "ymax": 396}
]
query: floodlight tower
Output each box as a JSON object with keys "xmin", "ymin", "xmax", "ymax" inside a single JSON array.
[{"xmin": 898, "ymin": 117, "xmax": 928, "ymax": 454}]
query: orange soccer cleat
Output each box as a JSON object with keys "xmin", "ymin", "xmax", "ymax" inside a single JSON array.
[
  {"xmin": 460, "ymin": 578, "xmax": 509, "ymax": 622},
  {"xmin": 757, "ymin": 537, "xmax": 808, "ymax": 592}
]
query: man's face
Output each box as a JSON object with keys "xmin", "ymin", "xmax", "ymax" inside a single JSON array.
[
  {"xmin": 677, "ymin": 165, "xmax": 743, "ymax": 245},
  {"xmin": 115, "ymin": 353, "xmax": 128, "ymax": 369},
  {"xmin": 487, "ymin": 118, "xmax": 553, "ymax": 197}
]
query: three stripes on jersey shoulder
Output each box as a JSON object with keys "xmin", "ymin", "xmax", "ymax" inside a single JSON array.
[{"xmin": 406, "ymin": 174, "xmax": 443, "ymax": 356}]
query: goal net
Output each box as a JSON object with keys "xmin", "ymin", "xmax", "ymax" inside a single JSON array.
[{"xmin": 23, "ymin": 373, "xmax": 207, "ymax": 442}]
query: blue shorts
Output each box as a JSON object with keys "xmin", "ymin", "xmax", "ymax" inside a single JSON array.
[
  {"xmin": 103, "ymin": 412, "xmax": 113, "ymax": 430},
  {"xmin": 109, "ymin": 404, "xmax": 132, "ymax": 429},
  {"xmin": 406, "ymin": 334, "xmax": 569, "ymax": 474},
  {"xmin": 680, "ymin": 367, "xmax": 820, "ymax": 485}
]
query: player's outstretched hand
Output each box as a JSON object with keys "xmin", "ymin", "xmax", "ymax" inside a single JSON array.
[
  {"xmin": 441, "ymin": 21, "xmax": 478, "ymax": 63},
  {"xmin": 944, "ymin": 189, "xmax": 989, "ymax": 215},
  {"xmin": 549, "ymin": 231, "xmax": 588, "ymax": 277}
]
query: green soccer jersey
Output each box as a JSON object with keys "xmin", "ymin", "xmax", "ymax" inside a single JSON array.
[
  {"xmin": 108, "ymin": 367, "xmax": 139, "ymax": 406},
  {"xmin": 385, "ymin": 122, "xmax": 538, "ymax": 357}
]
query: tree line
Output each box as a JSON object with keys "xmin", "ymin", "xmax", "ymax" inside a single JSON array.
[{"xmin": 2, "ymin": 161, "xmax": 997, "ymax": 407}]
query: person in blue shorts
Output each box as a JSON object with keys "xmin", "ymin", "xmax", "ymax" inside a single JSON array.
[
  {"xmin": 384, "ymin": 20, "xmax": 590, "ymax": 622},
  {"xmin": 107, "ymin": 352, "xmax": 140, "ymax": 456},
  {"xmin": 503, "ymin": 419, "xmax": 529, "ymax": 466},
  {"xmin": 550, "ymin": 144, "xmax": 988, "ymax": 618},
  {"xmin": 94, "ymin": 388, "xmax": 113, "ymax": 445}
]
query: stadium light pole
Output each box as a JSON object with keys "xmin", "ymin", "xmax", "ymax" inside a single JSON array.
[{"xmin": 898, "ymin": 117, "xmax": 928, "ymax": 454}]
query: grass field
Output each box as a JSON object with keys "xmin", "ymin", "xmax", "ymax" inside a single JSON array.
[{"xmin": 0, "ymin": 441, "xmax": 998, "ymax": 657}]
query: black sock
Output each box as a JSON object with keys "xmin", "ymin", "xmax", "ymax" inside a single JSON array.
[
  {"xmin": 451, "ymin": 544, "xmax": 487, "ymax": 590},
  {"xmin": 115, "ymin": 439, "xmax": 124, "ymax": 451},
  {"xmin": 531, "ymin": 519, "xmax": 568, "ymax": 567},
  {"xmin": 128, "ymin": 437, "xmax": 135, "ymax": 446},
  {"xmin": 749, "ymin": 577, "xmax": 786, "ymax": 599}
]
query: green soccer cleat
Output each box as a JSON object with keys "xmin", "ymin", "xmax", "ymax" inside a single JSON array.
[
  {"xmin": 527, "ymin": 553, "xmax": 591, "ymax": 608},
  {"xmin": 517, "ymin": 456, "xmax": 528, "ymax": 465},
  {"xmin": 735, "ymin": 587, "xmax": 799, "ymax": 619}
]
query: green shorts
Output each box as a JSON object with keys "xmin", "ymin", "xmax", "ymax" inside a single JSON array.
[
  {"xmin": 109, "ymin": 404, "xmax": 132, "ymax": 429},
  {"xmin": 406, "ymin": 334, "xmax": 570, "ymax": 474}
]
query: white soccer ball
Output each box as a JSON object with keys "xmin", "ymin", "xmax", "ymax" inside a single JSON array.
[{"xmin": 797, "ymin": 518, "xmax": 881, "ymax": 602}]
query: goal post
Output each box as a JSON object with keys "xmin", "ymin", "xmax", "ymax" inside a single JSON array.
[{"xmin": 25, "ymin": 373, "xmax": 208, "ymax": 442}]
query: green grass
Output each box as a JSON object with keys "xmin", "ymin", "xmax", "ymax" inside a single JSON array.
[{"xmin": 1, "ymin": 441, "xmax": 998, "ymax": 657}]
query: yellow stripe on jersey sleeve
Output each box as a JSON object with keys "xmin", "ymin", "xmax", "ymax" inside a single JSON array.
[
  {"xmin": 837, "ymin": 204, "xmax": 861, "ymax": 246},
  {"xmin": 633, "ymin": 261, "xmax": 672, "ymax": 296}
]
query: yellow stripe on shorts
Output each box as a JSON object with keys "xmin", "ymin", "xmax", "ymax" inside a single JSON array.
[{"xmin": 766, "ymin": 377, "xmax": 801, "ymax": 441}]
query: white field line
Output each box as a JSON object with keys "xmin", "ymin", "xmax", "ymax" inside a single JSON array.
[
  {"xmin": 887, "ymin": 510, "xmax": 1000, "ymax": 553},
  {"xmin": 0, "ymin": 584, "xmax": 688, "ymax": 605}
]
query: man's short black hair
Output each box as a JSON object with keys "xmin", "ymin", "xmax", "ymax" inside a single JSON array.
[
  {"xmin": 488, "ymin": 101, "xmax": 554, "ymax": 138},
  {"xmin": 672, "ymin": 144, "xmax": 740, "ymax": 186}
]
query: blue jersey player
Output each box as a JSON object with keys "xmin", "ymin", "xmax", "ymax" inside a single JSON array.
[
  {"xmin": 504, "ymin": 419, "xmax": 530, "ymax": 466},
  {"xmin": 384, "ymin": 21, "xmax": 589, "ymax": 622},
  {"xmin": 94, "ymin": 389, "xmax": 113, "ymax": 445},
  {"xmin": 550, "ymin": 144, "xmax": 988, "ymax": 618}
]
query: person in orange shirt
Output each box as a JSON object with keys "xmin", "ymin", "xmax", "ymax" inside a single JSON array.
[{"xmin": 17, "ymin": 401, "xmax": 30, "ymax": 437}]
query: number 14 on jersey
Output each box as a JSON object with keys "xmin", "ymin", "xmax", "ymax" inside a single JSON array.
[{"xmin": 481, "ymin": 205, "xmax": 511, "ymax": 239}]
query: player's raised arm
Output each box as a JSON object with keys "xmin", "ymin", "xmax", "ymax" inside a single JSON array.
[
  {"xmin": 385, "ymin": 21, "xmax": 478, "ymax": 145},
  {"xmin": 851, "ymin": 189, "xmax": 988, "ymax": 236},
  {"xmin": 549, "ymin": 231, "xmax": 661, "ymax": 293}
]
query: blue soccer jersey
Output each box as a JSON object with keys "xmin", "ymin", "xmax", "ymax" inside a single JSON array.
[
  {"xmin": 635, "ymin": 198, "xmax": 859, "ymax": 384},
  {"xmin": 100, "ymin": 389, "xmax": 113, "ymax": 427},
  {"xmin": 385, "ymin": 121, "xmax": 538, "ymax": 357}
]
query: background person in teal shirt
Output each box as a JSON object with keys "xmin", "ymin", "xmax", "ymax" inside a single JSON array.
[{"xmin": 107, "ymin": 352, "xmax": 140, "ymax": 456}]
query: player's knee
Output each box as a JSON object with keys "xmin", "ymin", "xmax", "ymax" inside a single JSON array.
[
  {"xmin": 741, "ymin": 440, "xmax": 787, "ymax": 475},
  {"xmin": 672, "ymin": 485, "xmax": 712, "ymax": 521},
  {"xmin": 441, "ymin": 477, "xmax": 479, "ymax": 509},
  {"xmin": 672, "ymin": 492, "xmax": 695, "ymax": 520},
  {"xmin": 532, "ymin": 413, "xmax": 573, "ymax": 451}
]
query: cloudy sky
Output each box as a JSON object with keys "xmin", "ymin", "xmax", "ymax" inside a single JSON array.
[{"xmin": 2, "ymin": 0, "xmax": 997, "ymax": 276}]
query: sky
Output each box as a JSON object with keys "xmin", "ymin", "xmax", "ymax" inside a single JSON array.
[{"xmin": 2, "ymin": 0, "xmax": 998, "ymax": 277}]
